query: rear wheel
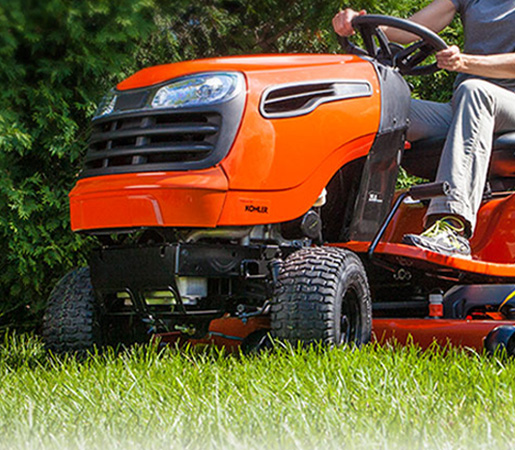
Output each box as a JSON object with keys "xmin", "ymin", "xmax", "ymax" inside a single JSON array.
[
  {"xmin": 42, "ymin": 267, "xmax": 104, "ymax": 353},
  {"xmin": 271, "ymin": 247, "xmax": 372, "ymax": 346}
]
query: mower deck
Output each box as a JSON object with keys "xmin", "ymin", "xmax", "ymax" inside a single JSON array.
[{"xmin": 155, "ymin": 316, "xmax": 515, "ymax": 353}]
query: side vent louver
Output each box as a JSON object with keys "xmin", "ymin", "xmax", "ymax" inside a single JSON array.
[{"xmin": 260, "ymin": 80, "xmax": 372, "ymax": 119}]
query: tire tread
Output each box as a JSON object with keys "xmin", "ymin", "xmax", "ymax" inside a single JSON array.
[
  {"xmin": 42, "ymin": 267, "xmax": 101, "ymax": 353},
  {"xmin": 271, "ymin": 247, "xmax": 372, "ymax": 345}
]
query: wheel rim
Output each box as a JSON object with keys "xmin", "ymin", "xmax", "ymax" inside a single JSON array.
[{"xmin": 339, "ymin": 287, "xmax": 361, "ymax": 345}]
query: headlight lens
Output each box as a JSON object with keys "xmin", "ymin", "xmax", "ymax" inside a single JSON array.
[
  {"xmin": 94, "ymin": 90, "xmax": 117, "ymax": 119},
  {"xmin": 151, "ymin": 73, "xmax": 243, "ymax": 109}
]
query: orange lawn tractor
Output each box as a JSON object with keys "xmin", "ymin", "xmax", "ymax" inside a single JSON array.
[{"xmin": 43, "ymin": 16, "xmax": 515, "ymax": 355}]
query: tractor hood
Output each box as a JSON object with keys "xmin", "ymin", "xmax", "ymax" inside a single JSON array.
[
  {"xmin": 117, "ymin": 54, "xmax": 362, "ymax": 91},
  {"xmin": 70, "ymin": 54, "xmax": 386, "ymax": 232}
]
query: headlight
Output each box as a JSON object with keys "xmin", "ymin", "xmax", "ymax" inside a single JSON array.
[
  {"xmin": 150, "ymin": 72, "xmax": 244, "ymax": 109},
  {"xmin": 94, "ymin": 90, "xmax": 117, "ymax": 119}
]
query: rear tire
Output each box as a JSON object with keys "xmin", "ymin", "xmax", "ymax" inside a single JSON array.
[
  {"xmin": 271, "ymin": 247, "xmax": 372, "ymax": 346},
  {"xmin": 42, "ymin": 267, "xmax": 104, "ymax": 353}
]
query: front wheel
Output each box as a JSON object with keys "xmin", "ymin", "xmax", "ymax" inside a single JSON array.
[
  {"xmin": 42, "ymin": 267, "xmax": 104, "ymax": 353},
  {"xmin": 271, "ymin": 247, "xmax": 372, "ymax": 346}
]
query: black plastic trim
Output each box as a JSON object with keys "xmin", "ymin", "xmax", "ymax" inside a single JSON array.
[
  {"xmin": 89, "ymin": 124, "xmax": 219, "ymax": 145},
  {"xmin": 404, "ymin": 131, "xmax": 515, "ymax": 181},
  {"xmin": 80, "ymin": 73, "xmax": 246, "ymax": 178},
  {"xmin": 348, "ymin": 63, "xmax": 411, "ymax": 241},
  {"xmin": 85, "ymin": 144, "xmax": 213, "ymax": 163},
  {"xmin": 260, "ymin": 79, "xmax": 372, "ymax": 119},
  {"xmin": 90, "ymin": 243, "xmax": 273, "ymax": 292}
]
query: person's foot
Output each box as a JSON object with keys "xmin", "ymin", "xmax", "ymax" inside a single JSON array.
[{"xmin": 402, "ymin": 216, "xmax": 471, "ymax": 258}]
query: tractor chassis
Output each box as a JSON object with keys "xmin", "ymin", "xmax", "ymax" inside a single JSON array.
[{"xmin": 89, "ymin": 241, "xmax": 292, "ymax": 341}]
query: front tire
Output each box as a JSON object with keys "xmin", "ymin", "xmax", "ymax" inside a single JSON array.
[
  {"xmin": 271, "ymin": 247, "xmax": 372, "ymax": 346},
  {"xmin": 42, "ymin": 267, "xmax": 104, "ymax": 353}
]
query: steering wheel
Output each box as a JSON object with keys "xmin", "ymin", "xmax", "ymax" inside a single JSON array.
[{"xmin": 339, "ymin": 15, "xmax": 448, "ymax": 76}]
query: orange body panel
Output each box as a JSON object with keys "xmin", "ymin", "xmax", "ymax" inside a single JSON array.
[
  {"xmin": 219, "ymin": 61, "xmax": 380, "ymax": 191},
  {"xmin": 337, "ymin": 191, "xmax": 515, "ymax": 277},
  {"xmin": 156, "ymin": 316, "xmax": 270, "ymax": 353},
  {"xmin": 118, "ymin": 54, "xmax": 371, "ymax": 91},
  {"xmin": 471, "ymin": 195, "xmax": 515, "ymax": 263},
  {"xmin": 70, "ymin": 168, "xmax": 228, "ymax": 230},
  {"xmin": 70, "ymin": 54, "xmax": 380, "ymax": 231},
  {"xmin": 157, "ymin": 317, "xmax": 512, "ymax": 352},
  {"xmin": 376, "ymin": 193, "xmax": 515, "ymax": 263},
  {"xmin": 342, "ymin": 241, "xmax": 515, "ymax": 279},
  {"xmin": 372, "ymin": 318, "xmax": 515, "ymax": 351},
  {"xmin": 218, "ymin": 135, "xmax": 375, "ymax": 225}
]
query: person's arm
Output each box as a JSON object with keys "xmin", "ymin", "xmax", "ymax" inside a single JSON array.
[
  {"xmin": 382, "ymin": 0, "xmax": 457, "ymax": 44},
  {"xmin": 332, "ymin": 0, "xmax": 457, "ymax": 44},
  {"xmin": 437, "ymin": 46, "xmax": 515, "ymax": 78}
]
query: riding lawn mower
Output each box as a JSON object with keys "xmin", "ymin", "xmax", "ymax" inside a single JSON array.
[{"xmin": 42, "ymin": 15, "xmax": 515, "ymax": 355}]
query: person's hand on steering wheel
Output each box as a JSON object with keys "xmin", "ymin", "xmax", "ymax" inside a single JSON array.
[
  {"xmin": 436, "ymin": 45, "xmax": 465, "ymax": 72},
  {"xmin": 332, "ymin": 12, "xmax": 448, "ymax": 76},
  {"xmin": 332, "ymin": 8, "xmax": 367, "ymax": 37}
]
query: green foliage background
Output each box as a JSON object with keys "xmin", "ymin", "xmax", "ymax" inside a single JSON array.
[{"xmin": 0, "ymin": 0, "xmax": 462, "ymax": 330}]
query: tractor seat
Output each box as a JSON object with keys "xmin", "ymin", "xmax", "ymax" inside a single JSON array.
[{"xmin": 402, "ymin": 131, "xmax": 515, "ymax": 191}]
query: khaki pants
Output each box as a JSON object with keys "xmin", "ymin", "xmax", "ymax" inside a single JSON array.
[{"xmin": 407, "ymin": 79, "xmax": 515, "ymax": 235}]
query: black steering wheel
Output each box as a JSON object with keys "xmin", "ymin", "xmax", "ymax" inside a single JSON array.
[{"xmin": 340, "ymin": 15, "xmax": 448, "ymax": 76}]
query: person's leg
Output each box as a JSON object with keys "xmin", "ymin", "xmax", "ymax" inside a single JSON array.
[
  {"xmin": 426, "ymin": 79, "xmax": 515, "ymax": 235},
  {"xmin": 407, "ymin": 98, "xmax": 452, "ymax": 142},
  {"xmin": 403, "ymin": 99, "xmax": 474, "ymax": 257}
]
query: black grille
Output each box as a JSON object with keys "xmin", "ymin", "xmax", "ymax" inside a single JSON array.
[{"xmin": 82, "ymin": 110, "xmax": 222, "ymax": 177}]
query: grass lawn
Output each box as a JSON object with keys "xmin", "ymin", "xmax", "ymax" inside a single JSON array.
[{"xmin": 1, "ymin": 333, "xmax": 515, "ymax": 450}]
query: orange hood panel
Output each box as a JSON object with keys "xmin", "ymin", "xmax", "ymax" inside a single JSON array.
[
  {"xmin": 117, "ymin": 54, "xmax": 362, "ymax": 90},
  {"xmin": 71, "ymin": 54, "xmax": 382, "ymax": 230}
]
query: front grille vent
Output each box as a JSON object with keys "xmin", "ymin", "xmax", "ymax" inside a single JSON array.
[
  {"xmin": 260, "ymin": 80, "xmax": 372, "ymax": 119},
  {"xmin": 81, "ymin": 111, "xmax": 222, "ymax": 177}
]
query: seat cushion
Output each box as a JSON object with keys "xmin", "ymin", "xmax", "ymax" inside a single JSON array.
[{"xmin": 402, "ymin": 131, "xmax": 515, "ymax": 181}]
